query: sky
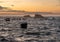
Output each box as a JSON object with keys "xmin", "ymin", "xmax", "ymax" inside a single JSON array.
[{"xmin": 0, "ymin": 0, "xmax": 60, "ymax": 13}]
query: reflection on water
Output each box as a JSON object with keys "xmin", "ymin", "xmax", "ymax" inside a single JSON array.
[{"xmin": 0, "ymin": 16, "xmax": 60, "ymax": 42}]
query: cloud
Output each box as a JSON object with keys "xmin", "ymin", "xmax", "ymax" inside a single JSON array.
[
  {"xmin": 0, "ymin": 6, "xmax": 8, "ymax": 10},
  {"xmin": 0, "ymin": 6, "xmax": 14, "ymax": 10},
  {"xmin": 0, "ymin": 6, "xmax": 25, "ymax": 12},
  {"xmin": 0, "ymin": 1, "xmax": 3, "ymax": 3}
]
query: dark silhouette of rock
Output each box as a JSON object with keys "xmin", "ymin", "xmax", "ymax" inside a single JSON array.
[
  {"xmin": 46, "ymin": 32, "xmax": 51, "ymax": 35},
  {"xmin": 5, "ymin": 18, "xmax": 10, "ymax": 21},
  {"xmin": 25, "ymin": 32, "xmax": 40, "ymax": 35},
  {"xmin": 25, "ymin": 40, "xmax": 32, "ymax": 42},
  {"xmin": 23, "ymin": 15, "xmax": 31, "ymax": 17},
  {"xmin": 0, "ymin": 38, "xmax": 9, "ymax": 42},
  {"xmin": 57, "ymin": 30, "xmax": 60, "ymax": 32},
  {"xmin": 44, "ymin": 27, "xmax": 49, "ymax": 30},
  {"xmin": 34, "ymin": 14, "xmax": 44, "ymax": 18},
  {"xmin": 19, "ymin": 35, "xmax": 23, "ymax": 37},
  {"xmin": 7, "ymin": 29, "xmax": 12, "ymax": 31},
  {"xmin": 0, "ymin": 36, "xmax": 5, "ymax": 38},
  {"xmin": 25, "ymin": 39, "xmax": 40, "ymax": 42},
  {"xmin": 21, "ymin": 22, "xmax": 27, "ymax": 29},
  {"xmin": 1, "ymin": 29, "xmax": 6, "ymax": 31},
  {"xmin": 0, "ymin": 36, "xmax": 9, "ymax": 42}
]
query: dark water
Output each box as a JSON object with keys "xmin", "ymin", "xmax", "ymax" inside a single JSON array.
[{"xmin": 0, "ymin": 16, "xmax": 60, "ymax": 42}]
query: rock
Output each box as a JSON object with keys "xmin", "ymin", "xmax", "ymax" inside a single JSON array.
[
  {"xmin": 18, "ymin": 35, "xmax": 23, "ymax": 37},
  {"xmin": 45, "ymin": 32, "xmax": 51, "ymax": 35},
  {"xmin": 0, "ymin": 38, "xmax": 9, "ymax": 42},
  {"xmin": 5, "ymin": 18, "xmax": 10, "ymax": 21},
  {"xmin": 43, "ymin": 27, "xmax": 49, "ymax": 30},
  {"xmin": 57, "ymin": 30, "xmax": 60, "ymax": 32},
  {"xmin": 21, "ymin": 22, "xmax": 27, "ymax": 29},
  {"xmin": 25, "ymin": 32, "xmax": 40, "ymax": 35},
  {"xmin": 0, "ymin": 36, "xmax": 5, "ymax": 38},
  {"xmin": 34, "ymin": 14, "xmax": 44, "ymax": 18},
  {"xmin": 23, "ymin": 15, "xmax": 31, "ymax": 18},
  {"xmin": 1, "ymin": 29, "xmax": 6, "ymax": 31}
]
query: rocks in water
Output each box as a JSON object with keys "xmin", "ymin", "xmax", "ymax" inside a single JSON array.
[
  {"xmin": 8, "ymin": 29, "xmax": 12, "ymax": 31},
  {"xmin": 0, "ymin": 37, "xmax": 9, "ymax": 42},
  {"xmin": 0, "ymin": 36, "xmax": 5, "ymax": 39},
  {"xmin": 25, "ymin": 39, "xmax": 42, "ymax": 42},
  {"xmin": 25, "ymin": 40, "xmax": 32, "ymax": 42},
  {"xmin": 18, "ymin": 35, "xmax": 23, "ymax": 37},
  {"xmin": 1, "ymin": 29, "xmax": 7, "ymax": 31},
  {"xmin": 0, "ymin": 38, "xmax": 8, "ymax": 41},
  {"xmin": 23, "ymin": 15, "xmax": 31, "ymax": 18},
  {"xmin": 0, "ymin": 16, "xmax": 60, "ymax": 42},
  {"xmin": 21, "ymin": 22, "xmax": 27, "ymax": 29},
  {"xmin": 57, "ymin": 30, "xmax": 60, "ymax": 32},
  {"xmin": 34, "ymin": 14, "xmax": 44, "ymax": 18},
  {"xmin": 0, "ymin": 36, "xmax": 18, "ymax": 42},
  {"xmin": 25, "ymin": 32, "xmax": 40, "ymax": 35},
  {"xmin": 5, "ymin": 18, "xmax": 10, "ymax": 21},
  {"xmin": 25, "ymin": 39, "xmax": 56, "ymax": 42},
  {"xmin": 45, "ymin": 32, "xmax": 51, "ymax": 35},
  {"xmin": 44, "ymin": 27, "xmax": 49, "ymax": 30},
  {"xmin": 0, "ymin": 29, "xmax": 12, "ymax": 31}
]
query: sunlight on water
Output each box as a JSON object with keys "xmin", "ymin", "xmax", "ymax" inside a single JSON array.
[{"xmin": 0, "ymin": 16, "xmax": 60, "ymax": 42}]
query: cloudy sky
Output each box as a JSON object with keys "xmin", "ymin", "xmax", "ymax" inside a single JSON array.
[{"xmin": 0, "ymin": 0, "xmax": 60, "ymax": 13}]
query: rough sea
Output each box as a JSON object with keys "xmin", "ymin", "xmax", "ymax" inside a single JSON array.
[{"xmin": 0, "ymin": 16, "xmax": 60, "ymax": 42}]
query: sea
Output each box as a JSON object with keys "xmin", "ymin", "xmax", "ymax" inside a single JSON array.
[{"xmin": 0, "ymin": 15, "xmax": 60, "ymax": 42}]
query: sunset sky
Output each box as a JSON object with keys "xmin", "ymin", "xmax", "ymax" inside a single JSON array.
[{"xmin": 0, "ymin": 0, "xmax": 60, "ymax": 13}]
